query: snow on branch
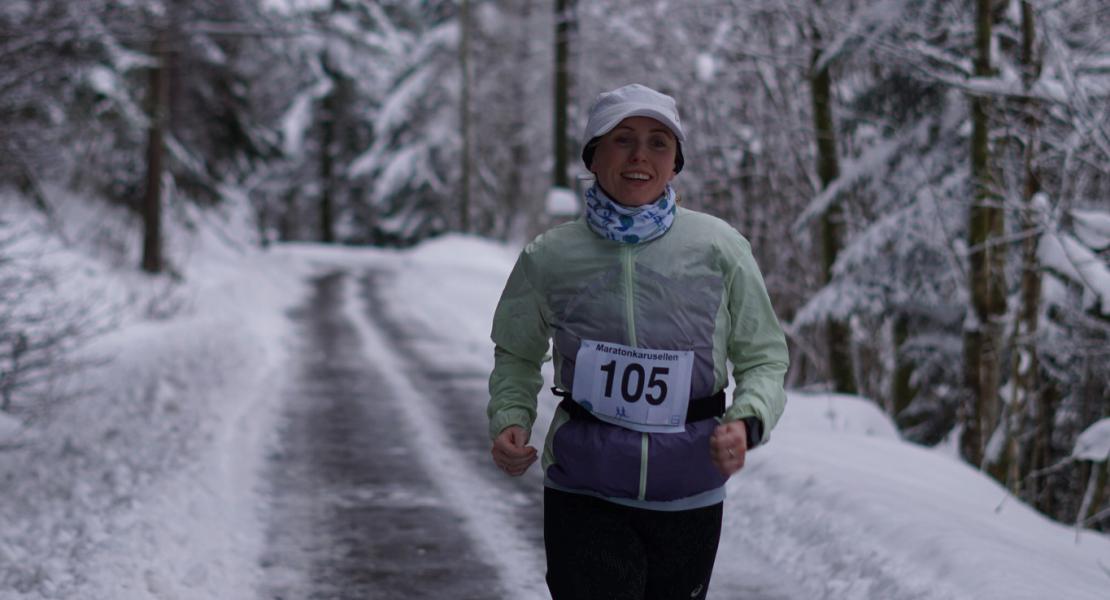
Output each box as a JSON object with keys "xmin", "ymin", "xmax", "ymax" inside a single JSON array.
[
  {"xmin": 372, "ymin": 144, "xmax": 427, "ymax": 203},
  {"xmin": 812, "ymin": 0, "xmax": 907, "ymax": 74},
  {"xmin": 1038, "ymin": 226, "xmax": 1110, "ymax": 317},
  {"xmin": 1072, "ymin": 209, "xmax": 1110, "ymax": 251},
  {"xmin": 279, "ymin": 77, "xmax": 333, "ymax": 158},
  {"xmin": 789, "ymin": 279, "xmax": 882, "ymax": 329},
  {"xmin": 1073, "ymin": 419, "xmax": 1110, "ymax": 463},
  {"xmin": 792, "ymin": 129, "xmax": 911, "ymax": 232}
]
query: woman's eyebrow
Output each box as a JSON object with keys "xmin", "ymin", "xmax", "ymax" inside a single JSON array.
[{"xmin": 612, "ymin": 126, "xmax": 673, "ymax": 136}]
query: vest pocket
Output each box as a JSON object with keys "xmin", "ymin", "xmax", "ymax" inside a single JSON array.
[
  {"xmin": 546, "ymin": 417, "xmax": 643, "ymax": 499},
  {"xmin": 644, "ymin": 419, "xmax": 727, "ymax": 501},
  {"xmin": 545, "ymin": 413, "xmax": 727, "ymax": 502}
]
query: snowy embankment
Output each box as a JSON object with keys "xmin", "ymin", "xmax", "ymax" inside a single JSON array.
[
  {"xmin": 377, "ymin": 235, "xmax": 1110, "ymax": 600},
  {"xmin": 0, "ymin": 197, "xmax": 311, "ymax": 600}
]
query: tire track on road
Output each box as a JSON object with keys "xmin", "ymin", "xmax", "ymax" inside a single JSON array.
[
  {"xmin": 349, "ymin": 269, "xmax": 549, "ymax": 599},
  {"xmin": 258, "ymin": 272, "xmax": 500, "ymax": 600}
]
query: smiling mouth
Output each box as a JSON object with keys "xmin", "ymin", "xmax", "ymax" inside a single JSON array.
[{"xmin": 622, "ymin": 172, "xmax": 651, "ymax": 181}]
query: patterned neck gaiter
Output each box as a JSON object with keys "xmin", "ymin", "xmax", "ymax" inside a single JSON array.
[{"xmin": 583, "ymin": 184, "xmax": 677, "ymax": 244}]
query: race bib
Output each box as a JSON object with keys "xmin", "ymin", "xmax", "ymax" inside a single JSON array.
[{"xmin": 571, "ymin": 340, "xmax": 694, "ymax": 434}]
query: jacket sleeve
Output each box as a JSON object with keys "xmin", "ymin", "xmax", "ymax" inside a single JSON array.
[
  {"xmin": 722, "ymin": 238, "xmax": 789, "ymax": 444},
  {"xmin": 487, "ymin": 246, "xmax": 551, "ymax": 440}
]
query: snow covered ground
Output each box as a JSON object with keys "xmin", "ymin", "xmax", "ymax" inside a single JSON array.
[
  {"xmin": 0, "ymin": 196, "xmax": 307, "ymax": 599},
  {"xmin": 2, "ymin": 202, "xmax": 1108, "ymax": 599}
]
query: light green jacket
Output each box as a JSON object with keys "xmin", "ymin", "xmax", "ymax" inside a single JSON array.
[{"xmin": 488, "ymin": 206, "xmax": 788, "ymax": 508}]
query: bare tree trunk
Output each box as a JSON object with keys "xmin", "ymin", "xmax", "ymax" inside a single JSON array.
[
  {"xmin": 809, "ymin": 19, "xmax": 856, "ymax": 395},
  {"xmin": 1019, "ymin": 2, "xmax": 1051, "ymax": 512},
  {"xmin": 891, "ymin": 311, "xmax": 916, "ymax": 419},
  {"xmin": 501, "ymin": 0, "xmax": 531, "ymax": 240},
  {"xmin": 553, "ymin": 0, "xmax": 576, "ymax": 189},
  {"xmin": 141, "ymin": 29, "xmax": 169, "ymax": 274},
  {"xmin": 961, "ymin": 0, "xmax": 1006, "ymax": 466},
  {"xmin": 279, "ymin": 189, "xmax": 297, "ymax": 242},
  {"xmin": 1003, "ymin": 0, "xmax": 1044, "ymax": 495},
  {"xmin": 459, "ymin": 0, "xmax": 472, "ymax": 233},
  {"xmin": 319, "ymin": 53, "xmax": 337, "ymax": 244}
]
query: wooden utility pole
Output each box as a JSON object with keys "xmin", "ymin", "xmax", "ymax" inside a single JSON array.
[
  {"xmin": 141, "ymin": 29, "xmax": 169, "ymax": 274},
  {"xmin": 553, "ymin": 0, "xmax": 576, "ymax": 188},
  {"xmin": 459, "ymin": 0, "xmax": 472, "ymax": 233},
  {"xmin": 319, "ymin": 52, "xmax": 337, "ymax": 244}
]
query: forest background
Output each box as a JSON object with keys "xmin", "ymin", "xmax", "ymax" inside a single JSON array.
[{"xmin": 1, "ymin": 0, "xmax": 1107, "ymax": 534}]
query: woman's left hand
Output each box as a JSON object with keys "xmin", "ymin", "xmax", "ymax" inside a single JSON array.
[{"xmin": 709, "ymin": 420, "xmax": 748, "ymax": 477}]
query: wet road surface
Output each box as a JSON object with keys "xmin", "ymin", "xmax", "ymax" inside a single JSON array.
[
  {"xmin": 258, "ymin": 272, "xmax": 499, "ymax": 600},
  {"xmin": 357, "ymin": 269, "xmax": 548, "ymax": 552}
]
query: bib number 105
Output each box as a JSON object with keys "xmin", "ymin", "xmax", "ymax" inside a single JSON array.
[
  {"xmin": 599, "ymin": 361, "xmax": 668, "ymax": 405},
  {"xmin": 571, "ymin": 340, "xmax": 693, "ymax": 433}
]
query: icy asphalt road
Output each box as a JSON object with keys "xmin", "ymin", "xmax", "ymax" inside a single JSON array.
[{"xmin": 257, "ymin": 270, "xmax": 801, "ymax": 600}]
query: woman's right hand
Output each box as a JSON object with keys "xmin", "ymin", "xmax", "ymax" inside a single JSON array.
[{"xmin": 491, "ymin": 425, "xmax": 538, "ymax": 477}]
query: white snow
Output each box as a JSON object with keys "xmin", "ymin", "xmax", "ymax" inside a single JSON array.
[
  {"xmin": 0, "ymin": 196, "xmax": 308, "ymax": 599},
  {"xmin": 259, "ymin": 0, "xmax": 329, "ymax": 15},
  {"xmin": 1074, "ymin": 419, "xmax": 1110, "ymax": 463},
  {"xmin": 3, "ymin": 210, "xmax": 1109, "ymax": 600},
  {"xmin": 280, "ymin": 78, "xmax": 333, "ymax": 158},
  {"xmin": 1039, "ymin": 231, "xmax": 1110, "ymax": 316},
  {"xmin": 695, "ymin": 53, "xmax": 717, "ymax": 83},
  {"xmin": 737, "ymin": 396, "xmax": 1110, "ymax": 600},
  {"xmin": 0, "ymin": 412, "xmax": 22, "ymax": 441},
  {"xmin": 545, "ymin": 186, "xmax": 579, "ymax": 217},
  {"xmin": 1072, "ymin": 209, "xmax": 1110, "ymax": 250}
]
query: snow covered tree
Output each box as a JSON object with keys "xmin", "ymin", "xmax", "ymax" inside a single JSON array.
[
  {"xmin": 345, "ymin": 5, "xmax": 461, "ymax": 244},
  {"xmin": 948, "ymin": 0, "xmax": 1110, "ymax": 523},
  {"xmin": 0, "ymin": 216, "xmax": 105, "ymax": 422},
  {"xmin": 0, "ymin": 1, "xmax": 120, "ymax": 208},
  {"xmin": 1, "ymin": 0, "xmax": 294, "ymax": 267},
  {"xmin": 466, "ymin": 0, "xmax": 551, "ymax": 240}
]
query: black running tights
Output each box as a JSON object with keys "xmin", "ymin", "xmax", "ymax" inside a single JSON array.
[{"xmin": 543, "ymin": 487, "xmax": 723, "ymax": 600}]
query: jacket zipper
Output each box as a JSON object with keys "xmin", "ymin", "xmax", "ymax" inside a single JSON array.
[
  {"xmin": 622, "ymin": 245, "xmax": 649, "ymax": 501},
  {"xmin": 622, "ymin": 245, "xmax": 637, "ymax": 346}
]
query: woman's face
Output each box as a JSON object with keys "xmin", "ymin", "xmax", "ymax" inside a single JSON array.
[{"xmin": 589, "ymin": 116, "xmax": 677, "ymax": 207}]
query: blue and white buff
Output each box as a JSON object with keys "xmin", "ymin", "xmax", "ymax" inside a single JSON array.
[{"xmin": 584, "ymin": 184, "xmax": 677, "ymax": 244}]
